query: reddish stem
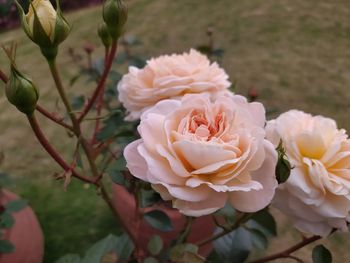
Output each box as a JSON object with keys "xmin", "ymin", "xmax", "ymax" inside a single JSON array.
[
  {"xmin": 91, "ymin": 47, "xmax": 110, "ymax": 144},
  {"xmin": 27, "ymin": 114, "xmax": 96, "ymax": 185},
  {"xmin": 249, "ymin": 235, "xmax": 321, "ymax": 263},
  {"xmin": 36, "ymin": 105, "xmax": 74, "ymax": 131},
  {"xmin": 0, "ymin": 69, "xmax": 8, "ymax": 83},
  {"xmin": 78, "ymin": 42, "xmax": 118, "ymax": 122}
]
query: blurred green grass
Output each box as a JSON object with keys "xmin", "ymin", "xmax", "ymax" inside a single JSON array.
[{"xmin": 1, "ymin": 0, "xmax": 350, "ymax": 262}]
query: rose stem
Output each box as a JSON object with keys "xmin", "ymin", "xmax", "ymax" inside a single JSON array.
[
  {"xmin": 250, "ymin": 228, "xmax": 337, "ymax": 263},
  {"xmin": 91, "ymin": 46, "xmax": 110, "ymax": 144},
  {"xmin": 78, "ymin": 41, "xmax": 118, "ymax": 122},
  {"xmin": 0, "ymin": 69, "xmax": 8, "ymax": 83},
  {"xmin": 47, "ymin": 54, "xmax": 140, "ymax": 248},
  {"xmin": 196, "ymin": 212, "xmax": 252, "ymax": 247},
  {"xmin": 36, "ymin": 105, "xmax": 74, "ymax": 131},
  {"xmin": 27, "ymin": 113, "xmax": 95, "ymax": 184},
  {"xmin": 249, "ymin": 235, "xmax": 321, "ymax": 263},
  {"xmin": 47, "ymin": 58, "xmax": 99, "ymax": 179},
  {"xmin": 27, "ymin": 113, "xmax": 137, "ymax": 245}
]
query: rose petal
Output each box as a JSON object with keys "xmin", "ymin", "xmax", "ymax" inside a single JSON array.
[
  {"xmin": 229, "ymin": 141, "xmax": 278, "ymax": 212},
  {"xmin": 124, "ymin": 140, "xmax": 148, "ymax": 181},
  {"xmin": 173, "ymin": 192, "xmax": 227, "ymax": 217}
]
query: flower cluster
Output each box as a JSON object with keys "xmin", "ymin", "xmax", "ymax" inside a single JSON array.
[{"xmin": 121, "ymin": 49, "xmax": 350, "ymax": 236}]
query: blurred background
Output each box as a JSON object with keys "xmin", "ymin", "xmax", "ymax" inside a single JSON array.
[{"xmin": 1, "ymin": 0, "xmax": 350, "ymax": 262}]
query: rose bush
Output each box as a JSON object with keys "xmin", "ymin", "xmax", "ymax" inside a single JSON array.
[
  {"xmin": 117, "ymin": 49, "xmax": 231, "ymax": 120},
  {"xmin": 124, "ymin": 93, "xmax": 278, "ymax": 216},
  {"xmin": 266, "ymin": 110, "xmax": 350, "ymax": 236}
]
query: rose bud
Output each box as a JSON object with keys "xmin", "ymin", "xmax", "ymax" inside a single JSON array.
[
  {"xmin": 275, "ymin": 141, "xmax": 292, "ymax": 184},
  {"xmin": 6, "ymin": 65, "xmax": 39, "ymax": 115},
  {"xmin": 83, "ymin": 43, "xmax": 95, "ymax": 55},
  {"xmin": 248, "ymin": 86, "xmax": 258, "ymax": 102},
  {"xmin": 98, "ymin": 23, "xmax": 113, "ymax": 48},
  {"xmin": 102, "ymin": 0, "xmax": 128, "ymax": 39},
  {"xmin": 15, "ymin": 0, "xmax": 70, "ymax": 59}
]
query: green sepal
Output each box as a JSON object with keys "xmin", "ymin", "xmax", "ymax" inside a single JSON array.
[
  {"xmin": 98, "ymin": 23, "xmax": 113, "ymax": 48},
  {"xmin": 40, "ymin": 46, "xmax": 58, "ymax": 61},
  {"xmin": 14, "ymin": 0, "xmax": 34, "ymax": 42},
  {"xmin": 53, "ymin": 0, "xmax": 70, "ymax": 45}
]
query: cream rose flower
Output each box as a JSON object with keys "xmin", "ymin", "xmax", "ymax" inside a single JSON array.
[
  {"xmin": 124, "ymin": 93, "xmax": 278, "ymax": 216},
  {"xmin": 266, "ymin": 110, "xmax": 350, "ymax": 236},
  {"xmin": 27, "ymin": 0, "xmax": 57, "ymax": 41},
  {"xmin": 117, "ymin": 49, "xmax": 231, "ymax": 121}
]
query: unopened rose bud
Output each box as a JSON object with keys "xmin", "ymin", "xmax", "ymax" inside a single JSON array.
[
  {"xmin": 102, "ymin": 0, "xmax": 128, "ymax": 39},
  {"xmin": 15, "ymin": 0, "xmax": 70, "ymax": 60},
  {"xmin": 98, "ymin": 23, "xmax": 113, "ymax": 48},
  {"xmin": 275, "ymin": 141, "xmax": 292, "ymax": 184},
  {"xmin": 83, "ymin": 43, "xmax": 95, "ymax": 55},
  {"xmin": 248, "ymin": 86, "xmax": 258, "ymax": 102},
  {"xmin": 6, "ymin": 66, "xmax": 39, "ymax": 115}
]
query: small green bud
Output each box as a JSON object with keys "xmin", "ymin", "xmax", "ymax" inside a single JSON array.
[
  {"xmin": 102, "ymin": 0, "xmax": 128, "ymax": 39},
  {"xmin": 275, "ymin": 141, "xmax": 292, "ymax": 184},
  {"xmin": 98, "ymin": 23, "xmax": 113, "ymax": 48},
  {"xmin": 15, "ymin": 0, "xmax": 70, "ymax": 57},
  {"xmin": 6, "ymin": 66, "xmax": 39, "ymax": 115}
]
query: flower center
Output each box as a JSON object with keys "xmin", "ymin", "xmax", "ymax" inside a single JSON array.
[{"xmin": 188, "ymin": 110, "xmax": 225, "ymax": 141}]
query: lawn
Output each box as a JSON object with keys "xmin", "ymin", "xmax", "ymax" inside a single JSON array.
[{"xmin": 1, "ymin": 0, "xmax": 350, "ymax": 262}]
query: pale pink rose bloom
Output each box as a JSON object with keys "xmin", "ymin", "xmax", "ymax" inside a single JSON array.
[
  {"xmin": 124, "ymin": 94, "xmax": 278, "ymax": 216},
  {"xmin": 266, "ymin": 110, "xmax": 350, "ymax": 236},
  {"xmin": 117, "ymin": 49, "xmax": 231, "ymax": 121}
]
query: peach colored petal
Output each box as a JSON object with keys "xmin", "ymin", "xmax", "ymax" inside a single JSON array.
[
  {"xmin": 118, "ymin": 50, "xmax": 231, "ymax": 121},
  {"xmin": 124, "ymin": 140, "xmax": 148, "ymax": 181},
  {"xmin": 172, "ymin": 140, "xmax": 236, "ymax": 170},
  {"xmin": 138, "ymin": 144, "xmax": 186, "ymax": 185},
  {"xmin": 173, "ymin": 192, "xmax": 227, "ymax": 217},
  {"xmin": 229, "ymin": 142, "xmax": 278, "ymax": 212}
]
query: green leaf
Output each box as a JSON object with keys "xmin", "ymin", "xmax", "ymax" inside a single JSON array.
[
  {"xmin": 96, "ymin": 111, "xmax": 124, "ymax": 141},
  {"xmin": 109, "ymin": 170, "xmax": 126, "ymax": 185},
  {"xmin": 5, "ymin": 199, "xmax": 28, "ymax": 213},
  {"xmin": 170, "ymin": 243, "xmax": 199, "ymax": 262},
  {"xmin": 144, "ymin": 257, "xmax": 158, "ymax": 263},
  {"xmin": 148, "ymin": 235, "xmax": 163, "ymax": 256},
  {"xmin": 249, "ymin": 208, "xmax": 277, "ymax": 237},
  {"xmin": 144, "ymin": 210, "xmax": 173, "ymax": 232},
  {"xmin": 114, "ymin": 233, "xmax": 134, "ymax": 261},
  {"xmin": 249, "ymin": 229, "xmax": 268, "ymax": 250},
  {"xmin": 55, "ymin": 254, "xmax": 81, "ymax": 263},
  {"xmin": 0, "ymin": 212, "xmax": 15, "ymax": 229},
  {"xmin": 206, "ymin": 250, "xmax": 222, "ymax": 263},
  {"xmin": 312, "ymin": 245, "xmax": 332, "ymax": 263},
  {"xmin": 213, "ymin": 227, "xmax": 253, "ymax": 263},
  {"xmin": 108, "ymin": 157, "xmax": 127, "ymax": 185},
  {"xmin": 140, "ymin": 189, "xmax": 161, "ymax": 208},
  {"xmin": 82, "ymin": 234, "xmax": 119, "ymax": 263},
  {"xmin": 181, "ymin": 252, "xmax": 205, "ymax": 263},
  {"xmin": 71, "ymin": 96, "xmax": 85, "ymax": 111},
  {"xmin": 215, "ymin": 204, "xmax": 236, "ymax": 224},
  {"xmin": 0, "ymin": 239, "xmax": 15, "ymax": 253}
]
